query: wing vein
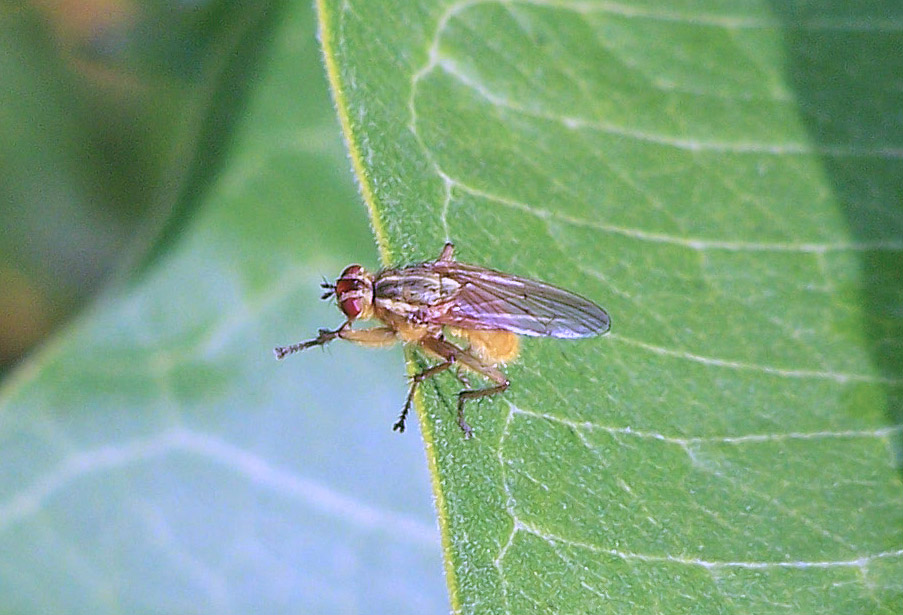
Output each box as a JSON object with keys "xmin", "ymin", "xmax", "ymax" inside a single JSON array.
[{"xmin": 431, "ymin": 262, "xmax": 610, "ymax": 338}]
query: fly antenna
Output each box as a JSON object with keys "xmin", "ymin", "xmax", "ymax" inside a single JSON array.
[{"xmin": 320, "ymin": 277, "xmax": 335, "ymax": 300}]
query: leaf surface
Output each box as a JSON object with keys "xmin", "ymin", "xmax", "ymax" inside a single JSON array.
[{"xmin": 319, "ymin": 0, "xmax": 903, "ymax": 612}]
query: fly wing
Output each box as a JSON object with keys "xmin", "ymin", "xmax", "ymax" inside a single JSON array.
[{"xmin": 430, "ymin": 262, "xmax": 610, "ymax": 338}]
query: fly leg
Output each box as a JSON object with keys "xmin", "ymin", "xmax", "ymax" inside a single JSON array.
[
  {"xmin": 456, "ymin": 383, "xmax": 509, "ymax": 438},
  {"xmin": 437, "ymin": 242, "xmax": 455, "ymax": 261},
  {"xmin": 419, "ymin": 336, "xmax": 510, "ymax": 439},
  {"xmin": 274, "ymin": 325, "xmax": 345, "ymax": 359},
  {"xmin": 394, "ymin": 359, "xmax": 454, "ymax": 433},
  {"xmin": 338, "ymin": 326, "xmax": 399, "ymax": 346},
  {"xmin": 274, "ymin": 324, "xmax": 397, "ymax": 359}
]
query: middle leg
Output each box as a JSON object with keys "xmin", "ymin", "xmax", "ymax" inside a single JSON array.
[
  {"xmin": 394, "ymin": 358, "xmax": 454, "ymax": 433},
  {"xmin": 418, "ymin": 336, "xmax": 510, "ymax": 438}
]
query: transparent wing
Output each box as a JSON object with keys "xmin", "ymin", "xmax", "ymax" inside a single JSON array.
[{"xmin": 430, "ymin": 262, "xmax": 610, "ymax": 338}]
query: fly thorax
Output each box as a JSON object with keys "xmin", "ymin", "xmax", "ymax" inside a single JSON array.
[{"xmin": 374, "ymin": 270, "xmax": 461, "ymax": 318}]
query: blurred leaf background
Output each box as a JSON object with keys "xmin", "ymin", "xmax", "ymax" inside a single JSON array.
[
  {"xmin": 1, "ymin": 0, "xmax": 260, "ymax": 368},
  {"xmin": 0, "ymin": 1, "xmax": 446, "ymax": 613}
]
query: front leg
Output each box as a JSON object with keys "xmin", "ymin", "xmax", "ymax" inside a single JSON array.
[
  {"xmin": 337, "ymin": 326, "xmax": 400, "ymax": 347},
  {"xmin": 274, "ymin": 324, "xmax": 346, "ymax": 359},
  {"xmin": 274, "ymin": 324, "xmax": 398, "ymax": 359}
]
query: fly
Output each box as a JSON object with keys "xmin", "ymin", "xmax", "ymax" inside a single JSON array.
[{"xmin": 274, "ymin": 243, "xmax": 611, "ymax": 438}]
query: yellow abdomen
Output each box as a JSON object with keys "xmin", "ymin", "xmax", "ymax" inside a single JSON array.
[{"xmin": 460, "ymin": 329, "xmax": 520, "ymax": 365}]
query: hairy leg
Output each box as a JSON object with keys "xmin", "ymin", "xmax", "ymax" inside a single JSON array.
[
  {"xmin": 274, "ymin": 324, "xmax": 398, "ymax": 359},
  {"xmin": 418, "ymin": 336, "xmax": 510, "ymax": 438},
  {"xmin": 393, "ymin": 359, "xmax": 454, "ymax": 433}
]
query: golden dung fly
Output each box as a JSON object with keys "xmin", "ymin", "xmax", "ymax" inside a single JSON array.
[{"xmin": 274, "ymin": 243, "xmax": 610, "ymax": 438}]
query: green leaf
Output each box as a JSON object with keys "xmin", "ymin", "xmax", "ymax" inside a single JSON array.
[
  {"xmin": 0, "ymin": 3, "xmax": 446, "ymax": 613},
  {"xmin": 319, "ymin": 0, "xmax": 903, "ymax": 612}
]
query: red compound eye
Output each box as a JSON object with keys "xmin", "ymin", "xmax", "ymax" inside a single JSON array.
[
  {"xmin": 340, "ymin": 264, "xmax": 363, "ymax": 278},
  {"xmin": 333, "ymin": 264, "xmax": 367, "ymax": 319},
  {"xmin": 335, "ymin": 278, "xmax": 358, "ymax": 296},
  {"xmin": 340, "ymin": 297, "xmax": 362, "ymax": 318}
]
